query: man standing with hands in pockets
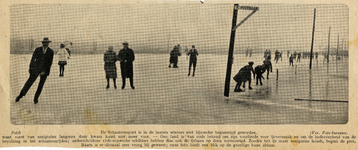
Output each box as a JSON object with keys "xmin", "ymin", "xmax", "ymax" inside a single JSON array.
[
  {"xmin": 118, "ymin": 41, "xmax": 135, "ymax": 89},
  {"xmin": 15, "ymin": 37, "xmax": 54, "ymax": 104}
]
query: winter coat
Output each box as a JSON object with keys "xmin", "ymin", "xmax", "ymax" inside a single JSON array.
[
  {"xmin": 118, "ymin": 48, "xmax": 135, "ymax": 78},
  {"xmin": 29, "ymin": 46, "xmax": 54, "ymax": 76},
  {"xmin": 104, "ymin": 50, "xmax": 117, "ymax": 78}
]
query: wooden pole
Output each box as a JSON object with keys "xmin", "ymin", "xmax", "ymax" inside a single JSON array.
[
  {"xmin": 224, "ymin": 4, "xmax": 239, "ymax": 97},
  {"xmin": 327, "ymin": 27, "xmax": 330, "ymax": 63},
  {"xmin": 309, "ymin": 8, "xmax": 316, "ymax": 70},
  {"xmin": 336, "ymin": 34, "xmax": 339, "ymax": 60}
]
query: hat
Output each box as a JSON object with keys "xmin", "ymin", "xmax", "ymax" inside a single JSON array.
[
  {"xmin": 192, "ymin": 45, "xmax": 195, "ymax": 48},
  {"xmin": 122, "ymin": 41, "xmax": 129, "ymax": 45},
  {"xmin": 108, "ymin": 45, "xmax": 114, "ymax": 49},
  {"xmin": 41, "ymin": 37, "xmax": 52, "ymax": 43},
  {"xmin": 60, "ymin": 44, "xmax": 65, "ymax": 48},
  {"xmin": 248, "ymin": 61, "xmax": 254, "ymax": 65}
]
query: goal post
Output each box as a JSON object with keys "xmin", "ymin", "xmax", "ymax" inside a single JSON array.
[{"xmin": 224, "ymin": 4, "xmax": 259, "ymax": 97}]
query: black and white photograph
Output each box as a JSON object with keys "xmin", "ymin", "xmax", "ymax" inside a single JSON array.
[{"xmin": 9, "ymin": 3, "xmax": 349, "ymax": 125}]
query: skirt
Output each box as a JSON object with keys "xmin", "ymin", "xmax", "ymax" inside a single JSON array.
[{"xmin": 58, "ymin": 61, "xmax": 67, "ymax": 65}]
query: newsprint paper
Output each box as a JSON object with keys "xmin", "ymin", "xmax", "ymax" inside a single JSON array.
[{"xmin": 1, "ymin": 0, "xmax": 358, "ymax": 149}]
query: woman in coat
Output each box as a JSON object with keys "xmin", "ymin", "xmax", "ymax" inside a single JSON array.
[
  {"xmin": 104, "ymin": 45, "xmax": 117, "ymax": 89},
  {"xmin": 168, "ymin": 45, "xmax": 181, "ymax": 68},
  {"xmin": 57, "ymin": 44, "xmax": 70, "ymax": 77}
]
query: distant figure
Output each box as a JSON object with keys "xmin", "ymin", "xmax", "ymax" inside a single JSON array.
[
  {"xmin": 168, "ymin": 45, "xmax": 181, "ymax": 68},
  {"xmin": 187, "ymin": 45, "xmax": 199, "ymax": 77},
  {"xmin": 65, "ymin": 42, "xmax": 72, "ymax": 56},
  {"xmin": 268, "ymin": 50, "xmax": 271, "ymax": 58},
  {"xmin": 287, "ymin": 50, "xmax": 290, "ymax": 58},
  {"xmin": 249, "ymin": 49, "xmax": 252, "ymax": 57},
  {"xmin": 264, "ymin": 49, "xmax": 269, "ymax": 58},
  {"xmin": 104, "ymin": 45, "xmax": 117, "ymax": 89},
  {"xmin": 315, "ymin": 52, "xmax": 318, "ymax": 60},
  {"xmin": 274, "ymin": 50, "xmax": 280, "ymax": 63},
  {"xmin": 280, "ymin": 51, "xmax": 283, "ymax": 61},
  {"xmin": 254, "ymin": 64, "xmax": 266, "ymax": 85},
  {"xmin": 263, "ymin": 56, "xmax": 272, "ymax": 79},
  {"xmin": 177, "ymin": 44, "xmax": 182, "ymax": 53},
  {"xmin": 15, "ymin": 37, "xmax": 54, "ymax": 104},
  {"xmin": 118, "ymin": 41, "xmax": 135, "ymax": 89},
  {"xmin": 297, "ymin": 52, "xmax": 301, "ymax": 62},
  {"xmin": 246, "ymin": 48, "xmax": 249, "ymax": 57},
  {"xmin": 233, "ymin": 61, "xmax": 255, "ymax": 92},
  {"xmin": 293, "ymin": 51, "xmax": 297, "ymax": 60},
  {"xmin": 289, "ymin": 54, "xmax": 294, "ymax": 67},
  {"xmin": 57, "ymin": 44, "xmax": 70, "ymax": 77}
]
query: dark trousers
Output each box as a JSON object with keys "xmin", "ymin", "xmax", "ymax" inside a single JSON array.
[
  {"xmin": 19, "ymin": 73, "xmax": 48, "ymax": 100},
  {"xmin": 256, "ymin": 74, "xmax": 263, "ymax": 85},
  {"xmin": 188, "ymin": 61, "xmax": 197, "ymax": 75},
  {"xmin": 122, "ymin": 77, "xmax": 134, "ymax": 88},
  {"xmin": 59, "ymin": 65, "xmax": 65, "ymax": 75},
  {"xmin": 289, "ymin": 61, "xmax": 293, "ymax": 66}
]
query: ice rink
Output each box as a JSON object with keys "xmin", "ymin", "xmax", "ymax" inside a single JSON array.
[{"xmin": 10, "ymin": 53, "xmax": 348, "ymax": 124}]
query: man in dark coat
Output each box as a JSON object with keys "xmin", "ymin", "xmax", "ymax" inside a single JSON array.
[
  {"xmin": 187, "ymin": 45, "xmax": 199, "ymax": 76},
  {"xmin": 118, "ymin": 41, "xmax": 135, "ymax": 89},
  {"xmin": 254, "ymin": 64, "xmax": 266, "ymax": 86},
  {"xmin": 168, "ymin": 45, "xmax": 181, "ymax": 68},
  {"xmin": 15, "ymin": 37, "xmax": 54, "ymax": 104},
  {"xmin": 233, "ymin": 61, "xmax": 255, "ymax": 92}
]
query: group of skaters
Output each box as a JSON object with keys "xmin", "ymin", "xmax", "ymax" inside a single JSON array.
[
  {"xmin": 168, "ymin": 44, "xmax": 199, "ymax": 77},
  {"xmin": 233, "ymin": 56, "xmax": 272, "ymax": 92},
  {"xmin": 14, "ymin": 37, "xmax": 200, "ymax": 104},
  {"xmin": 288, "ymin": 51, "xmax": 319, "ymax": 66},
  {"xmin": 15, "ymin": 37, "xmax": 136, "ymax": 104}
]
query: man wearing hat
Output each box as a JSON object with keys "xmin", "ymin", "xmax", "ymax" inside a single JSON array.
[
  {"xmin": 233, "ymin": 61, "xmax": 255, "ymax": 92},
  {"xmin": 117, "ymin": 41, "xmax": 135, "ymax": 89},
  {"xmin": 15, "ymin": 37, "xmax": 54, "ymax": 104}
]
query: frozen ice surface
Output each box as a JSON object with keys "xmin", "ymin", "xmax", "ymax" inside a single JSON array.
[{"xmin": 10, "ymin": 53, "xmax": 348, "ymax": 124}]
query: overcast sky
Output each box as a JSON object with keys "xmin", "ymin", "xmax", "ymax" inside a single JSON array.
[{"xmin": 10, "ymin": 3, "xmax": 348, "ymax": 53}]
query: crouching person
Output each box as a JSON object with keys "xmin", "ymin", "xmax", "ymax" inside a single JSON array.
[
  {"xmin": 233, "ymin": 61, "xmax": 255, "ymax": 92},
  {"xmin": 254, "ymin": 64, "xmax": 266, "ymax": 85}
]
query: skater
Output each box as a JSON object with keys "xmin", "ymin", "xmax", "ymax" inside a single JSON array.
[
  {"xmin": 289, "ymin": 54, "xmax": 294, "ymax": 67},
  {"xmin": 118, "ymin": 41, "xmax": 135, "ymax": 89},
  {"xmin": 287, "ymin": 50, "xmax": 290, "ymax": 58},
  {"xmin": 177, "ymin": 44, "xmax": 182, "ymax": 53},
  {"xmin": 104, "ymin": 45, "xmax": 117, "ymax": 89},
  {"xmin": 274, "ymin": 50, "xmax": 280, "ymax": 63},
  {"xmin": 65, "ymin": 42, "xmax": 72, "ymax": 56},
  {"xmin": 263, "ymin": 56, "xmax": 273, "ymax": 79},
  {"xmin": 233, "ymin": 61, "xmax": 255, "ymax": 92},
  {"xmin": 254, "ymin": 64, "xmax": 266, "ymax": 85},
  {"xmin": 280, "ymin": 51, "xmax": 283, "ymax": 61},
  {"xmin": 315, "ymin": 52, "xmax": 318, "ymax": 60},
  {"xmin": 297, "ymin": 52, "xmax": 301, "ymax": 62},
  {"xmin": 293, "ymin": 51, "xmax": 297, "ymax": 60},
  {"xmin": 187, "ymin": 45, "xmax": 199, "ymax": 77},
  {"xmin": 15, "ymin": 37, "xmax": 54, "ymax": 104},
  {"xmin": 264, "ymin": 49, "xmax": 268, "ymax": 58},
  {"xmin": 168, "ymin": 45, "xmax": 181, "ymax": 68},
  {"xmin": 57, "ymin": 44, "xmax": 70, "ymax": 77},
  {"xmin": 249, "ymin": 49, "xmax": 252, "ymax": 57},
  {"xmin": 246, "ymin": 48, "xmax": 249, "ymax": 57}
]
